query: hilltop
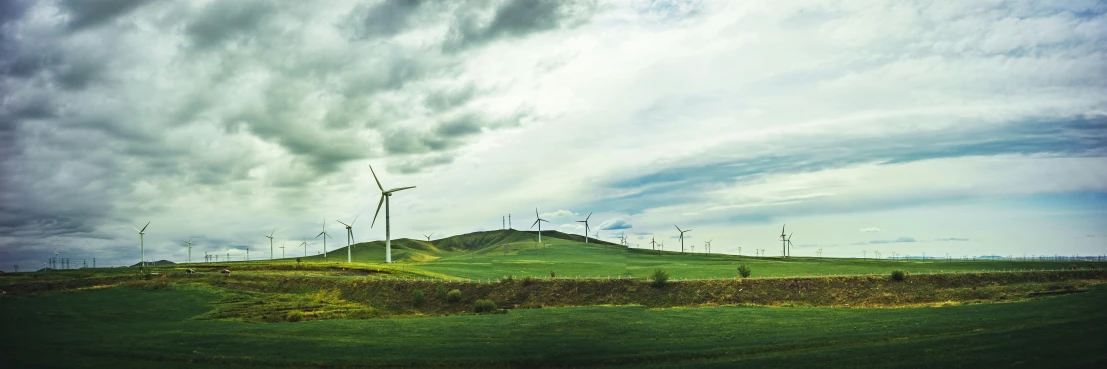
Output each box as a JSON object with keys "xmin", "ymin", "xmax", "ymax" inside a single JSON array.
[{"xmin": 301, "ymin": 229, "xmax": 621, "ymax": 263}]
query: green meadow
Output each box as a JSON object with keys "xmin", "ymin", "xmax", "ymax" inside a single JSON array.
[{"xmin": 3, "ymin": 230, "xmax": 1104, "ymax": 368}]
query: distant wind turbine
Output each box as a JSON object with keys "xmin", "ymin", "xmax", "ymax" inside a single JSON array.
[
  {"xmin": 184, "ymin": 238, "xmax": 193, "ymax": 263},
  {"xmin": 531, "ymin": 208, "xmax": 549, "ymax": 245},
  {"xmin": 280, "ymin": 241, "xmax": 286, "ymax": 259},
  {"xmin": 131, "ymin": 222, "xmax": 150, "ymax": 268},
  {"xmin": 300, "ymin": 236, "xmax": 308, "ymax": 257},
  {"xmin": 779, "ymin": 224, "xmax": 787, "ymax": 258},
  {"xmin": 369, "ymin": 164, "xmax": 416, "ymax": 264},
  {"xmin": 675, "ymin": 225, "xmax": 691, "ymax": 254},
  {"xmin": 265, "ymin": 229, "xmax": 276, "ymax": 260},
  {"xmin": 315, "ymin": 220, "xmax": 332, "ymax": 259},
  {"xmin": 786, "ymin": 233, "xmax": 793, "ymax": 257},
  {"xmin": 423, "ymin": 233, "xmax": 433, "ymax": 242},
  {"xmin": 337, "ymin": 214, "xmax": 359, "ymax": 264},
  {"xmin": 577, "ymin": 212, "xmax": 593, "ymax": 243}
]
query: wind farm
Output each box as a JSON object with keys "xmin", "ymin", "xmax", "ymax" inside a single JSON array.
[{"xmin": 3, "ymin": 1, "xmax": 1105, "ymax": 368}]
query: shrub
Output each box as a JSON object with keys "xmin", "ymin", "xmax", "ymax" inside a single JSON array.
[
  {"xmin": 446, "ymin": 289, "xmax": 462, "ymax": 303},
  {"xmin": 891, "ymin": 270, "xmax": 906, "ymax": 281},
  {"xmin": 522, "ymin": 276, "xmax": 536, "ymax": 286},
  {"xmin": 650, "ymin": 268, "xmax": 670, "ymax": 288},
  {"xmin": 285, "ymin": 310, "xmax": 304, "ymax": 322},
  {"xmin": 474, "ymin": 299, "xmax": 497, "ymax": 313},
  {"xmin": 435, "ymin": 284, "xmax": 447, "ymax": 299},
  {"xmin": 412, "ymin": 289, "xmax": 425, "ymax": 306},
  {"xmin": 550, "ymin": 270, "xmax": 556, "ymax": 278},
  {"xmin": 737, "ymin": 265, "xmax": 752, "ymax": 278}
]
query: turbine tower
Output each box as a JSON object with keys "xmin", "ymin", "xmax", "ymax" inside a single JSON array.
[
  {"xmin": 531, "ymin": 208, "xmax": 549, "ymax": 245},
  {"xmin": 316, "ymin": 220, "xmax": 332, "ymax": 259},
  {"xmin": 779, "ymin": 224, "xmax": 787, "ymax": 258},
  {"xmin": 337, "ymin": 214, "xmax": 359, "ymax": 264},
  {"xmin": 264, "ymin": 229, "xmax": 276, "ymax": 260},
  {"xmin": 576, "ymin": 212, "xmax": 593, "ymax": 243},
  {"xmin": 185, "ymin": 238, "xmax": 192, "ymax": 263},
  {"xmin": 370, "ymin": 164, "xmax": 416, "ymax": 264},
  {"xmin": 131, "ymin": 222, "xmax": 150, "ymax": 268},
  {"xmin": 675, "ymin": 225, "xmax": 691, "ymax": 254}
]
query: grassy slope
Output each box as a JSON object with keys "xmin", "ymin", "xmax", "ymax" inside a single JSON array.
[{"xmin": 1, "ymin": 284, "xmax": 1104, "ymax": 368}]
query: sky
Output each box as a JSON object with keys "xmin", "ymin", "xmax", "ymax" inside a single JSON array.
[{"xmin": 1, "ymin": 0, "xmax": 1106, "ymax": 271}]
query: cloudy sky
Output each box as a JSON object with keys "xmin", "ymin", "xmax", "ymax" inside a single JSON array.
[{"xmin": 2, "ymin": 0, "xmax": 1105, "ymax": 271}]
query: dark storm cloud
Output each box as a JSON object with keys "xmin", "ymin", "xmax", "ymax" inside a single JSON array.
[
  {"xmin": 60, "ymin": 0, "xmax": 148, "ymax": 31},
  {"xmin": 344, "ymin": 0, "xmax": 425, "ymax": 40},
  {"xmin": 185, "ymin": 0, "xmax": 279, "ymax": 49},
  {"xmin": 443, "ymin": 0, "xmax": 597, "ymax": 52}
]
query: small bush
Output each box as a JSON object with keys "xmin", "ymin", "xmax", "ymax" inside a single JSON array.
[
  {"xmin": 891, "ymin": 270, "xmax": 906, "ymax": 281},
  {"xmin": 412, "ymin": 289, "xmax": 425, "ymax": 306},
  {"xmin": 650, "ymin": 268, "xmax": 669, "ymax": 288},
  {"xmin": 285, "ymin": 310, "xmax": 304, "ymax": 322},
  {"xmin": 522, "ymin": 276, "xmax": 536, "ymax": 286},
  {"xmin": 446, "ymin": 289, "xmax": 462, "ymax": 303},
  {"xmin": 550, "ymin": 270, "xmax": 556, "ymax": 278},
  {"xmin": 474, "ymin": 299, "xmax": 497, "ymax": 313},
  {"xmin": 738, "ymin": 265, "xmax": 752, "ymax": 278},
  {"xmin": 435, "ymin": 284, "xmax": 447, "ymax": 299}
]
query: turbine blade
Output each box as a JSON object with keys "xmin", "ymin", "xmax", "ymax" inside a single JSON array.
[
  {"xmin": 131, "ymin": 226, "xmax": 140, "ymax": 233},
  {"xmin": 140, "ymin": 221, "xmax": 150, "ymax": 232},
  {"xmin": 369, "ymin": 164, "xmax": 384, "ymax": 191},
  {"xmin": 351, "ymin": 212, "xmax": 361, "ymax": 226},
  {"xmin": 270, "ymin": 229, "xmax": 276, "ymax": 237},
  {"xmin": 336, "ymin": 220, "xmax": 349, "ymax": 227},
  {"xmin": 371, "ymin": 195, "xmax": 385, "ymax": 228},
  {"xmin": 530, "ymin": 219, "xmax": 540, "ymax": 229},
  {"xmin": 586, "ymin": 212, "xmax": 592, "ymax": 221},
  {"xmin": 316, "ymin": 231, "xmax": 325, "ymax": 238},
  {"xmin": 385, "ymin": 186, "xmax": 416, "ymax": 194},
  {"xmin": 675, "ymin": 225, "xmax": 682, "ymax": 232}
]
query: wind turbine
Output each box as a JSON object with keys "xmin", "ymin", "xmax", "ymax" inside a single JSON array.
[
  {"xmin": 369, "ymin": 164, "xmax": 416, "ymax": 264},
  {"xmin": 531, "ymin": 208, "xmax": 549, "ymax": 246},
  {"xmin": 705, "ymin": 240, "xmax": 712, "ymax": 254},
  {"xmin": 280, "ymin": 241, "xmax": 286, "ymax": 259},
  {"xmin": 650, "ymin": 236, "xmax": 657, "ymax": 251},
  {"xmin": 786, "ymin": 233, "xmax": 793, "ymax": 257},
  {"xmin": 779, "ymin": 224, "xmax": 787, "ymax": 258},
  {"xmin": 423, "ymin": 233, "xmax": 433, "ymax": 241},
  {"xmin": 337, "ymin": 214, "xmax": 359, "ymax": 264},
  {"xmin": 783, "ymin": 232, "xmax": 792, "ymax": 255},
  {"xmin": 184, "ymin": 238, "xmax": 192, "ymax": 263},
  {"xmin": 300, "ymin": 236, "xmax": 308, "ymax": 257},
  {"xmin": 315, "ymin": 220, "xmax": 332, "ymax": 259},
  {"xmin": 264, "ymin": 229, "xmax": 276, "ymax": 260},
  {"xmin": 576, "ymin": 212, "xmax": 593, "ymax": 243},
  {"xmin": 675, "ymin": 225, "xmax": 691, "ymax": 254},
  {"xmin": 131, "ymin": 222, "xmax": 150, "ymax": 268}
]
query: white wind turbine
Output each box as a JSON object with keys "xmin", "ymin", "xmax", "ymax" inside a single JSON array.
[
  {"xmin": 576, "ymin": 212, "xmax": 593, "ymax": 243},
  {"xmin": 369, "ymin": 164, "xmax": 416, "ymax": 264},
  {"xmin": 675, "ymin": 225, "xmax": 691, "ymax": 254},
  {"xmin": 131, "ymin": 222, "xmax": 150, "ymax": 268},
  {"xmin": 280, "ymin": 241, "xmax": 286, "ymax": 259},
  {"xmin": 315, "ymin": 220, "xmax": 332, "ymax": 259},
  {"xmin": 423, "ymin": 233, "xmax": 433, "ymax": 242},
  {"xmin": 531, "ymin": 208, "xmax": 549, "ymax": 246},
  {"xmin": 779, "ymin": 224, "xmax": 787, "ymax": 258},
  {"xmin": 184, "ymin": 238, "xmax": 192, "ymax": 263},
  {"xmin": 264, "ymin": 229, "xmax": 276, "ymax": 260},
  {"xmin": 299, "ymin": 236, "xmax": 308, "ymax": 257},
  {"xmin": 337, "ymin": 214, "xmax": 359, "ymax": 264}
]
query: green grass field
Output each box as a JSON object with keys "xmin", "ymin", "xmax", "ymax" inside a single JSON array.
[
  {"xmin": 2, "ymin": 283, "xmax": 1105, "ymax": 368},
  {"xmin": 4, "ymin": 230, "xmax": 1103, "ymax": 367},
  {"xmin": 205, "ymin": 229, "xmax": 1100, "ymax": 281}
]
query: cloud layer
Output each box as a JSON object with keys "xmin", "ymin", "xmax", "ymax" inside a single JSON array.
[{"xmin": 1, "ymin": 0, "xmax": 1105, "ymax": 270}]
